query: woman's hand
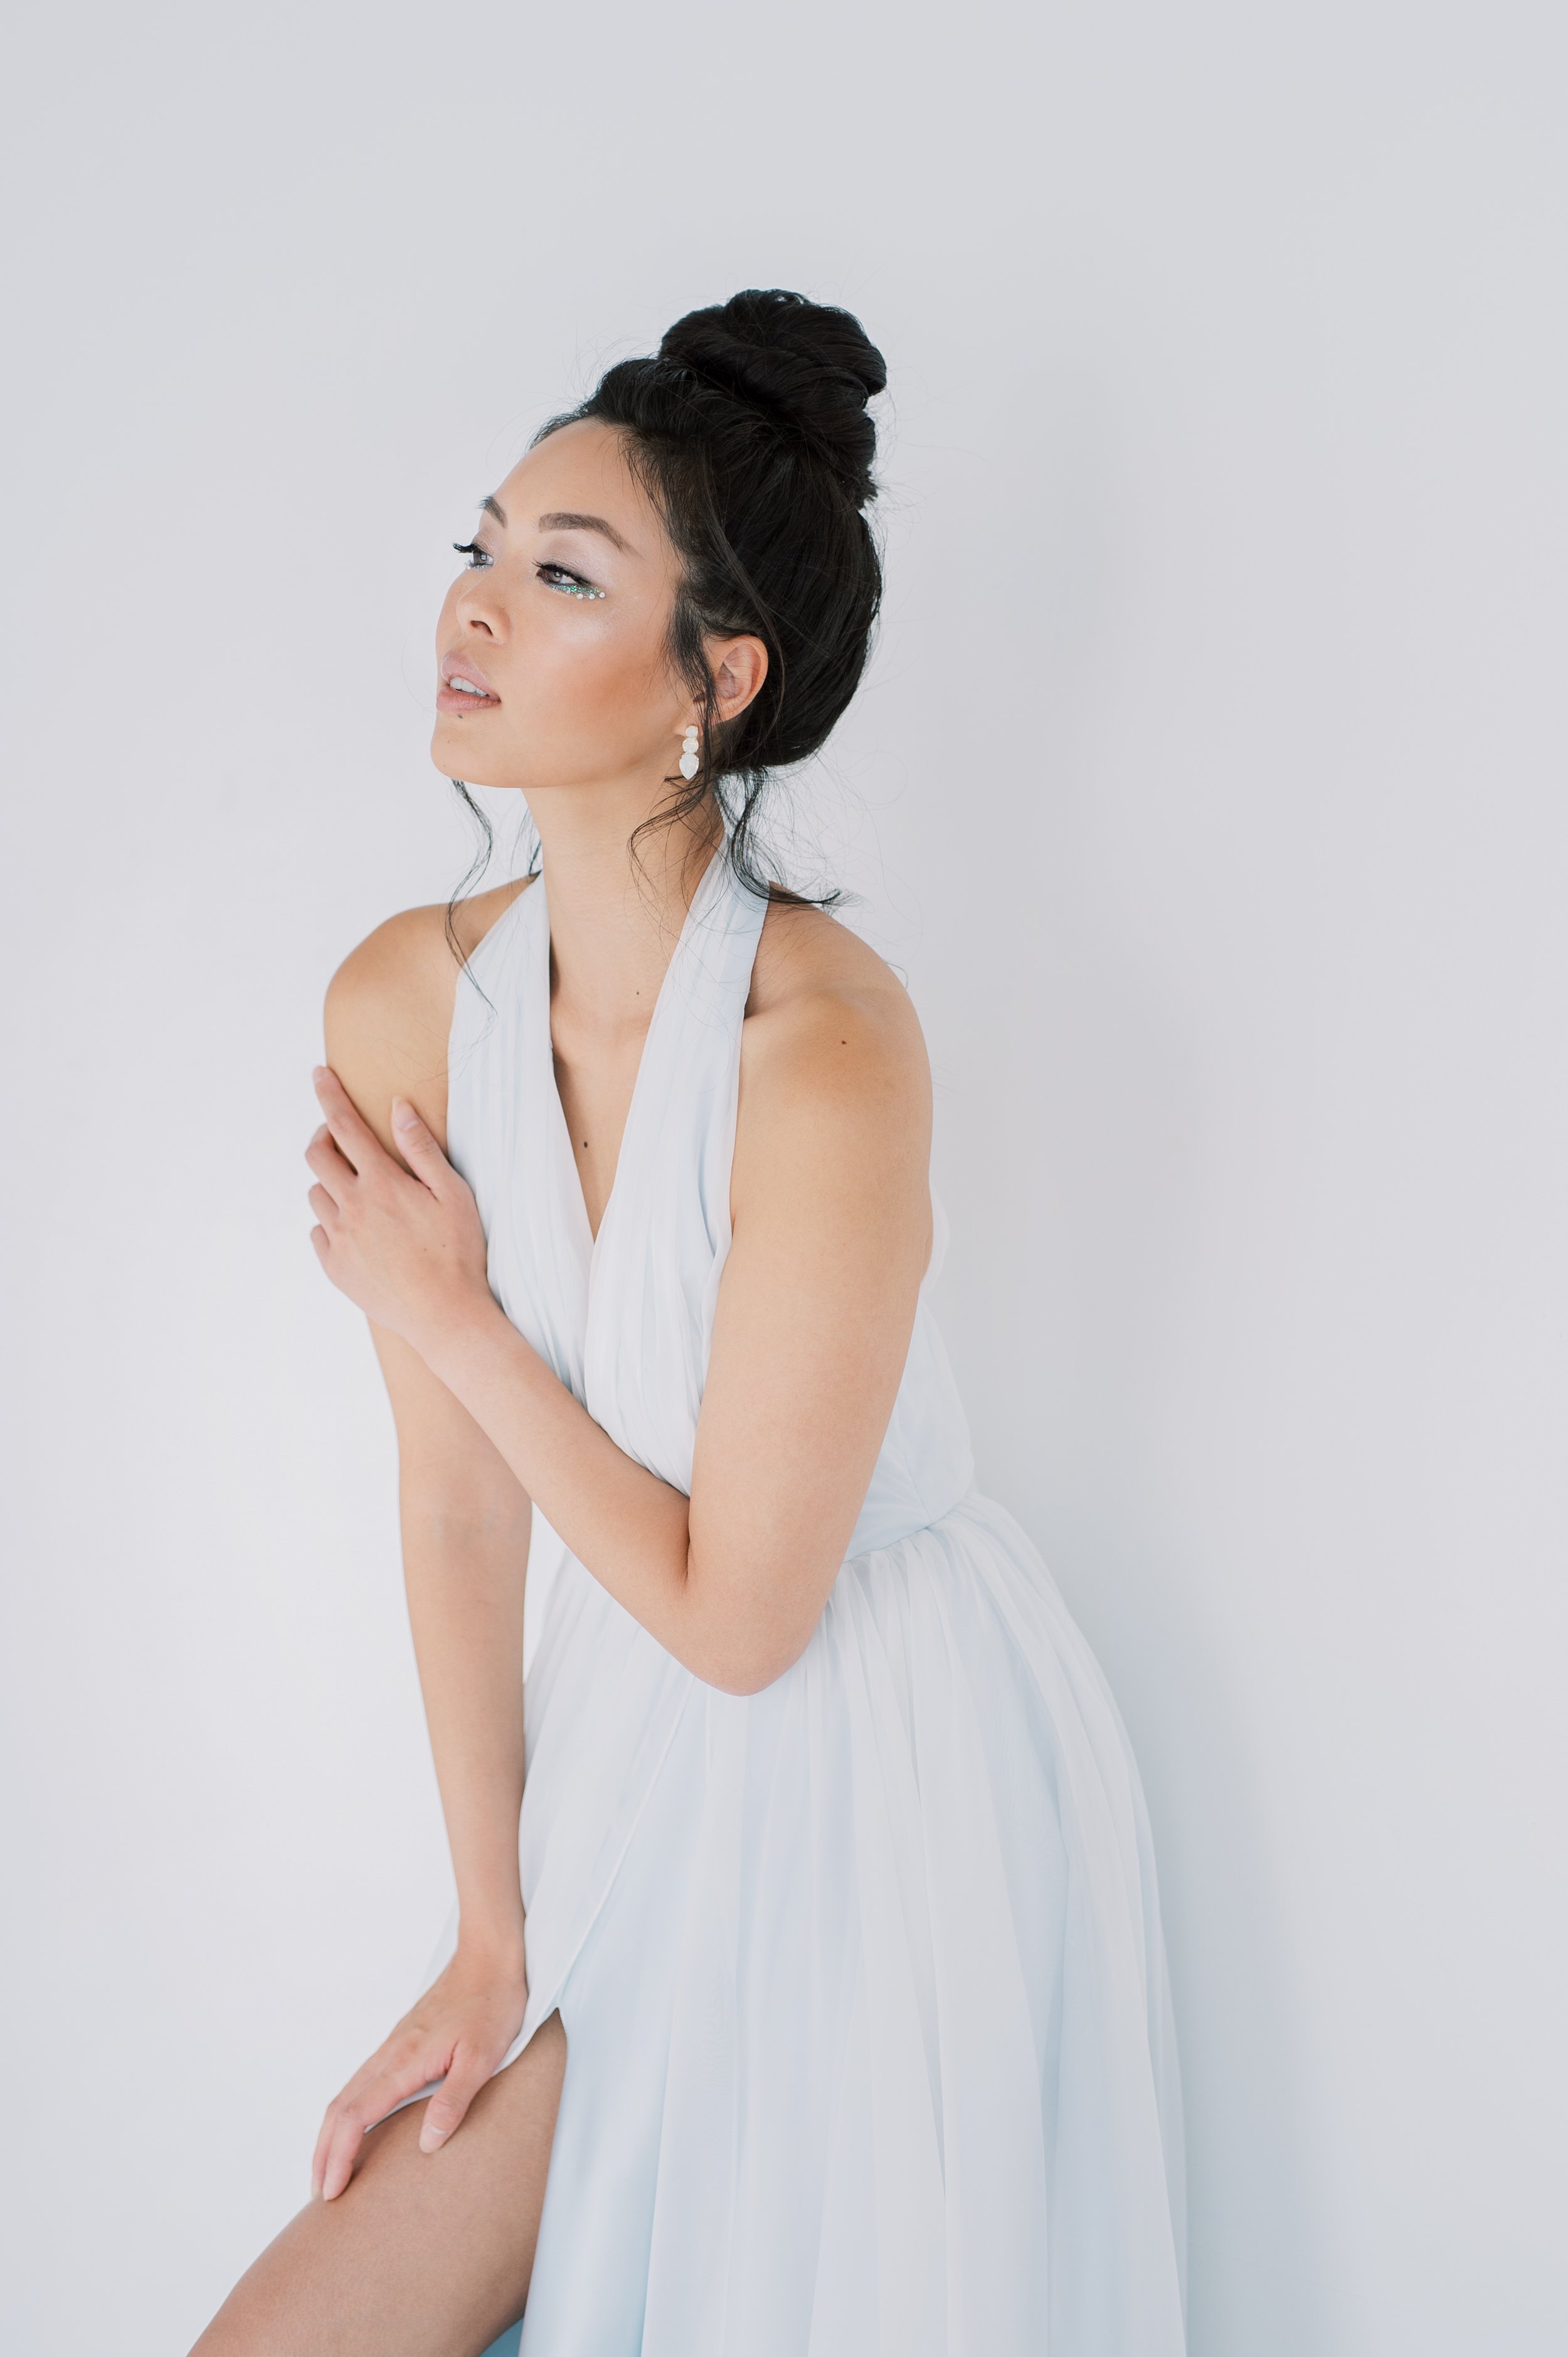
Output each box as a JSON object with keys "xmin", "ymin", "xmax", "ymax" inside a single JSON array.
[
  {"xmin": 310, "ymin": 1939, "xmax": 530, "ymax": 2201},
  {"xmin": 306, "ymin": 1067, "xmax": 493, "ymax": 1357}
]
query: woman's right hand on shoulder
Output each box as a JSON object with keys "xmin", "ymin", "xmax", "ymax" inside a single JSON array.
[{"xmin": 311, "ymin": 1937, "xmax": 529, "ymax": 2200}]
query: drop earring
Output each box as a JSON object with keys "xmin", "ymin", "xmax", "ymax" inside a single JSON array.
[{"xmin": 679, "ymin": 725, "xmax": 701, "ymax": 782}]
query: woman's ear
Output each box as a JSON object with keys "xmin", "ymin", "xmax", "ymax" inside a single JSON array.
[{"xmin": 711, "ymin": 636, "xmax": 769, "ymax": 724}]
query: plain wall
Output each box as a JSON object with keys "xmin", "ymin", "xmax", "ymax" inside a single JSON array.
[{"xmin": 2, "ymin": 2, "xmax": 1564, "ymax": 2350}]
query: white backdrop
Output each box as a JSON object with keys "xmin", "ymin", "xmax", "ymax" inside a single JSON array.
[{"xmin": 2, "ymin": 3, "xmax": 1564, "ymax": 2351}]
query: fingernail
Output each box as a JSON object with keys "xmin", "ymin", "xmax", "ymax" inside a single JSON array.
[{"xmin": 393, "ymin": 1099, "xmax": 418, "ymax": 1129}]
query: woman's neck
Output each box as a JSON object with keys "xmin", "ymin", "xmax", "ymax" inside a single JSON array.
[{"xmin": 527, "ymin": 782, "xmax": 723, "ymax": 1041}]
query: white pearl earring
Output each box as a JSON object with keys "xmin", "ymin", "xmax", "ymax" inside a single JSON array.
[{"xmin": 679, "ymin": 725, "xmax": 701, "ymax": 782}]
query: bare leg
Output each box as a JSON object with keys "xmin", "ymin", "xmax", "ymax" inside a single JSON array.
[{"xmin": 191, "ymin": 2012, "xmax": 567, "ymax": 2357}]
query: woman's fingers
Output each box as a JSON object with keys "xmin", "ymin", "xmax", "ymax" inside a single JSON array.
[
  {"xmin": 314, "ymin": 2083, "xmax": 370, "ymax": 2202},
  {"xmin": 317, "ymin": 2085, "xmax": 394, "ymax": 2202},
  {"xmin": 390, "ymin": 1097, "xmax": 456, "ymax": 1196},
  {"xmin": 312, "ymin": 2045, "xmax": 452, "ymax": 2201},
  {"xmin": 310, "ymin": 2039, "xmax": 504, "ymax": 2200},
  {"xmin": 304, "ymin": 1122, "xmax": 356, "ymax": 1201},
  {"xmin": 313, "ymin": 1065, "xmax": 388, "ymax": 1177},
  {"xmin": 310, "ymin": 2097, "xmax": 351, "ymax": 2201},
  {"xmin": 318, "ymin": 2109, "xmax": 367, "ymax": 2203},
  {"xmin": 418, "ymin": 2041, "xmax": 497, "ymax": 2152}
]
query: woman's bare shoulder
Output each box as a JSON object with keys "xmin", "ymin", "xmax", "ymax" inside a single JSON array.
[
  {"xmin": 743, "ymin": 896, "xmax": 930, "ymax": 1120},
  {"xmin": 750, "ymin": 896, "xmax": 925, "ymax": 1041},
  {"xmin": 322, "ymin": 876, "xmax": 534, "ymax": 1149},
  {"xmin": 734, "ymin": 897, "xmax": 931, "ymax": 1272}
]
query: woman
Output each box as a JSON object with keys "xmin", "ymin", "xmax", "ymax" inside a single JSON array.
[{"xmin": 194, "ymin": 289, "xmax": 1186, "ymax": 2357}]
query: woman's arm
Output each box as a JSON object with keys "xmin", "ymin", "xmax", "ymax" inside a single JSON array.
[
  {"xmin": 375, "ymin": 1326, "xmax": 530, "ymax": 1967},
  {"xmin": 307, "ymin": 911, "xmax": 932, "ymax": 1698},
  {"xmin": 309, "ymin": 899, "xmax": 536, "ymax": 2200}
]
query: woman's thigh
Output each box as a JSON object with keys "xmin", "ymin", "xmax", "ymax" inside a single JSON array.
[{"xmin": 190, "ymin": 2012, "xmax": 566, "ymax": 2357}]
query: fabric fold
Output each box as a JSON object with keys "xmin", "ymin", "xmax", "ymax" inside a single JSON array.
[{"xmin": 436, "ymin": 846, "xmax": 1185, "ymax": 2355}]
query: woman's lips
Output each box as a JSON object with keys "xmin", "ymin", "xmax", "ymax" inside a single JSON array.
[{"xmin": 438, "ymin": 655, "xmax": 501, "ymax": 713}]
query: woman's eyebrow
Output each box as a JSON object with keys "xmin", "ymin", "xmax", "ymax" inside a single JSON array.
[{"xmin": 538, "ymin": 509, "xmax": 634, "ymax": 554}]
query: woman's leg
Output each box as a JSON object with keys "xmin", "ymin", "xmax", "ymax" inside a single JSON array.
[{"xmin": 190, "ymin": 2012, "xmax": 566, "ymax": 2357}]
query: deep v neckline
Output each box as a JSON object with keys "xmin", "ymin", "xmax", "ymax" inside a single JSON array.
[{"xmin": 542, "ymin": 848, "xmax": 726, "ymax": 1264}]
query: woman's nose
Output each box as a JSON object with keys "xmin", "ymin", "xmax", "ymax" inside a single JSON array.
[{"xmin": 454, "ymin": 582, "xmax": 505, "ymax": 640}]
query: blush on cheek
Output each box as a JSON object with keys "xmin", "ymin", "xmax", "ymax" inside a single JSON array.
[{"xmin": 532, "ymin": 632, "xmax": 672, "ymax": 779}]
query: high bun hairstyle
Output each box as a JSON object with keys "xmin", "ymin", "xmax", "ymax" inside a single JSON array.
[{"xmin": 537, "ymin": 288, "xmax": 887, "ymax": 900}]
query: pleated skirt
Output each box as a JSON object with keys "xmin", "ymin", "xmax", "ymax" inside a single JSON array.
[{"xmin": 460, "ymin": 1491, "xmax": 1189, "ymax": 2356}]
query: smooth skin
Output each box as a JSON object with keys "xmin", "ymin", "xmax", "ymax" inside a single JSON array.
[{"xmin": 193, "ymin": 420, "xmax": 931, "ymax": 2355}]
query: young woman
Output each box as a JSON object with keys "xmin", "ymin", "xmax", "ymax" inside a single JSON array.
[{"xmin": 193, "ymin": 290, "xmax": 1186, "ymax": 2357}]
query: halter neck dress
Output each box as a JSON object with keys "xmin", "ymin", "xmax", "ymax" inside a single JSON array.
[{"xmin": 438, "ymin": 848, "xmax": 1187, "ymax": 2357}]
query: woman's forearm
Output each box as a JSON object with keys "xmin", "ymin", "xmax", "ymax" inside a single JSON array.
[
  {"xmin": 307, "ymin": 1065, "xmax": 700, "ymax": 1672},
  {"xmin": 399, "ymin": 1486, "xmax": 531, "ymax": 1958},
  {"xmin": 309, "ymin": 1067, "xmax": 875, "ymax": 1697},
  {"xmin": 421, "ymin": 1301, "xmax": 701, "ymax": 1670}
]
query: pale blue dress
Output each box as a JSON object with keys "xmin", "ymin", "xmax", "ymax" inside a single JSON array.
[{"xmin": 430, "ymin": 847, "xmax": 1186, "ymax": 2356}]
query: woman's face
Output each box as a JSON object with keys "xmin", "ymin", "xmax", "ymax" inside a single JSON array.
[{"xmin": 431, "ymin": 418, "xmax": 704, "ymax": 799}]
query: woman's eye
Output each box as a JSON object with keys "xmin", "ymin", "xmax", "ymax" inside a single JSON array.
[
  {"xmin": 452, "ymin": 540, "xmax": 492, "ymax": 570},
  {"xmin": 539, "ymin": 563, "xmax": 607, "ymax": 601}
]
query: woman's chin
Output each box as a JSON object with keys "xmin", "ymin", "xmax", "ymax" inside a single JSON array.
[{"xmin": 430, "ymin": 720, "xmax": 507, "ymax": 785}]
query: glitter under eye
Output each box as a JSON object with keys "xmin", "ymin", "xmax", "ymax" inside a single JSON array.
[{"xmin": 541, "ymin": 562, "xmax": 607, "ymax": 600}]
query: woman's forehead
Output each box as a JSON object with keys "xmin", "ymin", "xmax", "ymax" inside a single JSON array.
[{"xmin": 501, "ymin": 420, "xmax": 658, "ymax": 536}]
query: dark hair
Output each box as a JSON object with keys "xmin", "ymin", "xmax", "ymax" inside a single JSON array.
[{"xmin": 539, "ymin": 287, "xmax": 887, "ymax": 902}]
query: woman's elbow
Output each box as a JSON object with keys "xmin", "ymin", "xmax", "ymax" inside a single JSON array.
[
  {"xmin": 686, "ymin": 1618, "xmax": 817, "ymax": 1698},
  {"xmin": 706, "ymin": 1655, "xmax": 794, "ymax": 1698},
  {"xmin": 677, "ymin": 1548, "xmax": 830, "ymax": 1695}
]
